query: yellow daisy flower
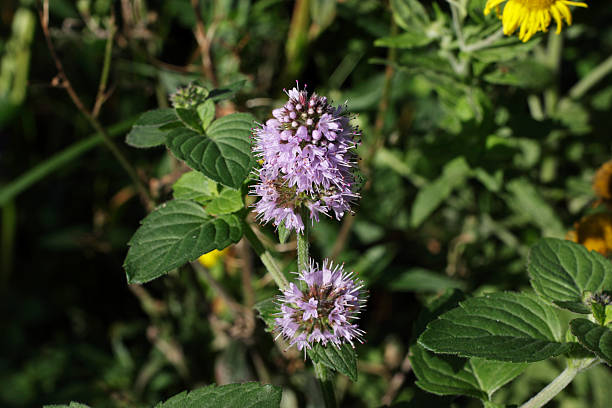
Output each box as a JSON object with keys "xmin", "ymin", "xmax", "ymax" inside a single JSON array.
[{"xmin": 484, "ymin": 0, "xmax": 588, "ymax": 42}]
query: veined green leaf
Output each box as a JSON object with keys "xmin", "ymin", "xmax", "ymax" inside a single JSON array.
[
  {"xmin": 173, "ymin": 171, "xmax": 219, "ymax": 204},
  {"xmin": 124, "ymin": 200, "xmax": 242, "ymax": 283},
  {"xmin": 125, "ymin": 109, "xmax": 180, "ymax": 148},
  {"xmin": 411, "ymin": 344, "xmax": 526, "ymax": 400},
  {"xmin": 166, "ymin": 113, "xmax": 255, "ymax": 189},
  {"xmin": 175, "ymin": 107, "xmax": 203, "ymax": 132},
  {"xmin": 308, "ymin": 343, "xmax": 358, "ymax": 382},
  {"xmin": 254, "ymin": 298, "xmax": 277, "ymax": 333},
  {"xmin": 205, "ymin": 188, "xmax": 244, "ymax": 215},
  {"xmin": 153, "ymin": 382, "xmax": 282, "ymax": 408},
  {"xmin": 570, "ymin": 319, "xmax": 612, "ymax": 365},
  {"xmin": 528, "ymin": 238, "xmax": 612, "ymax": 313},
  {"xmin": 418, "ymin": 292, "xmax": 573, "ymax": 362}
]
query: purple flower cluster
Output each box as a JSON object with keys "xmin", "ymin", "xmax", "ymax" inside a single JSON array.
[
  {"xmin": 275, "ymin": 259, "xmax": 366, "ymax": 353},
  {"xmin": 252, "ymin": 84, "xmax": 361, "ymax": 232}
]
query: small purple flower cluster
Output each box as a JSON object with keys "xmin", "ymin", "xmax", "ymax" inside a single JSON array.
[
  {"xmin": 252, "ymin": 84, "xmax": 360, "ymax": 232},
  {"xmin": 275, "ymin": 259, "xmax": 366, "ymax": 353}
]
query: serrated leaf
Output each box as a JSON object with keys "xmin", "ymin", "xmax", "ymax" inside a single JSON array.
[
  {"xmin": 308, "ymin": 343, "xmax": 358, "ymax": 382},
  {"xmin": 411, "ymin": 343, "xmax": 487, "ymax": 399},
  {"xmin": 124, "ymin": 200, "xmax": 242, "ymax": 283},
  {"xmin": 197, "ymin": 99, "xmax": 216, "ymax": 130},
  {"xmin": 154, "ymin": 382, "xmax": 282, "ymax": 408},
  {"xmin": 254, "ymin": 298, "xmax": 277, "ymax": 332},
  {"xmin": 418, "ymin": 292, "xmax": 573, "ymax": 362},
  {"xmin": 411, "ymin": 157, "xmax": 471, "ymax": 227},
  {"xmin": 528, "ymin": 238, "xmax": 612, "ymax": 314},
  {"xmin": 173, "ymin": 171, "xmax": 219, "ymax": 204},
  {"xmin": 206, "ymin": 188, "xmax": 244, "ymax": 215},
  {"xmin": 166, "ymin": 113, "xmax": 255, "ymax": 189},
  {"xmin": 175, "ymin": 107, "xmax": 202, "ymax": 132},
  {"xmin": 411, "ymin": 344, "xmax": 526, "ymax": 400},
  {"xmin": 570, "ymin": 319, "xmax": 612, "ymax": 365},
  {"xmin": 125, "ymin": 109, "xmax": 180, "ymax": 148}
]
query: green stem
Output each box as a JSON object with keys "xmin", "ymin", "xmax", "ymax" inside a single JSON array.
[
  {"xmin": 92, "ymin": 19, "xmax": 116, "ymax": 116},
  {"xmin": 569, "ymin": 54, "xmax": 612, "ymax": 99},
  {"xmin": 242, "ymin": 221, "xmax": 288, "ymax": 289},
  {"xmin": 297, "ymin": 208, "xmax": 310, "ymax": 274},
  {"xmin": 0, "ymin": 118, "xmax": 135, "ymax": 206},
  {"xmin": 463, "ymin": 29, "xmax": 504, "ymax": 53},
  {"xmin": 448, "ymin": 0, "xmax": 465, "ymax": 50},
  {"xmin": 314, "ymin": 362, "xmax": 336, "ymax": 408},
  {"xmin": 519, "ymin": 358, "xmax": 596, "ymax": 408}
]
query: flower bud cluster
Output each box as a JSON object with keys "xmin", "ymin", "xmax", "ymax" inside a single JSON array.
[
  {"xmin": 170, "ymin": 83, "xmax": 209, "ymax": 109},
  {"xmin": 252, "ymin": 84, "xmax": 361, "ymax": 232},
  {"xmin": 275, "ymin": 259, "xmax": 366, "ymax": 353}
]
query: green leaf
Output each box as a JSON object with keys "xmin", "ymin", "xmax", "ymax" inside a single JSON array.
[
  {"xmin": 166, "ymin": 113, "xmax": 255, "ymax": 189},
  {"xmin": 390, "ymin": 0, "xmax": 429, "ymax": 30},
  {"xmin": 411, "ymin": 343, "xmax": 487, "ymax": 400},
  {"xmin": 418, "ymin": 292, "xmax": 573, "ymax": 362},
  {"xmin": 484, "ymin": 60, "xmax": 553, "ymax": 90},
  {"xmin": 173, "ymin": 171, "xmax": 218, "ymax": 204},
  {"xmin": 197, "ymin": 99, "xmax": 216, "ymax": 130},
  {"xmin": 570, "ymin": 319, "xmax": 612, "ymax": 365},
  {"xmin": 125, "ymin": 109, "xmax": 179, "ymax": 148},
  {"xmin": 124, "ymin": 200, "xmax": 242, "ymax": 283},
  {"xmin": 175, "ymin": 107, "xmax": 203, "ymax": 132},
  {"xmin": 208, "ymin": 80, "xmax": 246, "ymax": 102},
  {"xmin": 411, "ymin": 344, "xmax": 526, "ymax": 400},
  {"xmin": 154, "ymin": 382, "xmax": 282, "ymax": 408},
  {"xmin": 254, "ymin": 298, "xmax": 276, "ymax": 333},
  {"xmin": 387, "ymin": 268, "xmax": 465, "ymax": 292},
  {"xmin": 374, "ymin": 31, "xmax": 432, "ymax": 49},
  {"xmin": 506, "ymin": 179, "xmax": 565, "ymax": 238},
  {"xmin": 411, "ymin": 157, "xmax": 471, "ymax": 227},
  {"xmin": 308, "ymin": 343, "xmax": 358, "ymax": 382},
  {"xmin": 206, "ymin": 188, "xmax": 244, "ymax": 215},
  {"xmin": 528, "ymin": 238, "xmax": 612, "ymax": 313}
]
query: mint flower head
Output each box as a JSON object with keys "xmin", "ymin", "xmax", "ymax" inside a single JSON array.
[
  {"xmin": 252, "ymin": 83, "xmax": 361, "ymax": 232},
  {"xmin": 275, "ymin": 259, "xmax": 366, "ymax": 353}
]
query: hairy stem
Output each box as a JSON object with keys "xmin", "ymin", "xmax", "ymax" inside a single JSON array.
[
  {"xmin": 519, "ymin": 358, "xmax": 597, "ymax": 408},
  {"xmin": 242, "ymin": 221, "xmax": 288, "ymax": 289},
  {"xmin": 314, "ymin": 362, "xmax": 337, "ymax": 408},
  {"xmin": 297, "ymin": 208, "xmax": 310, "ymax": 274}
]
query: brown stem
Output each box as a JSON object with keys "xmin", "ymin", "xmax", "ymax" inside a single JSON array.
[
  {"xmin": 36, "ymin": 0, "xmax": 154, "ymax": 211},
  {"xmin": 380, "ymin": 353, "xmax": 412, "ymax": 406},
  {"xmin": 191, "ymin": 0, "xmax": 217, "ymax": 86}
]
